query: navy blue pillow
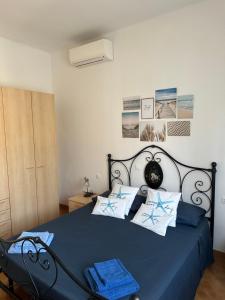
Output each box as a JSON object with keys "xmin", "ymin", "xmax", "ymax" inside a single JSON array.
[
  {"xmin": 130, "ymin": 194, "xmax": 146, "ymax": 213},
  {"xmin": 176, "ymin": 201, "xmax": 206, "ymax": 227}
]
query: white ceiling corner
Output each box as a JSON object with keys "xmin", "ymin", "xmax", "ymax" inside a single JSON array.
[{"xmin": 0, "ymin": 0, "xmax": 205, "ymax": 52}]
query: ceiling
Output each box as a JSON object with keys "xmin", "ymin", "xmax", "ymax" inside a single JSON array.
[{"xmin": 0, "ymin": 0, "xmax": 204, "ymax": 52}]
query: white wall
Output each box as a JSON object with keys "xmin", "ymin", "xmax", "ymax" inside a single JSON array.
[
  {"xmin": 0, "ymin": 36, "xmax": 53, "ymax": 92},
  {"xmin": 52, "ymin": 0, "xmax": 225, "ymax": 251}
]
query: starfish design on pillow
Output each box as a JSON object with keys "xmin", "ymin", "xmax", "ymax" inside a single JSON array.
[
  {"xmin": 100, "ymin": 199, "xmax": 118, "ymax": 214},
  {"xmin": 150, "ymin": 192, "xmax": 174, "ymax": 214},
  {"xmin": 110, "ymin": 187, "xmax": 131, "ymax": 199},
  {"xmin": 142, "ymin": 210, "xmax": 161, "ymax": 225}
]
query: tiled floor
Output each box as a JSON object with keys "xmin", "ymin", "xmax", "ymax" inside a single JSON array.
[{"xmin": 196, "ymin": 250, "xmax": 225, "ymax": 300}]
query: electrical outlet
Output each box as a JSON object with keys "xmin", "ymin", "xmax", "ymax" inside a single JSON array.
[{"xmin": 221, "ymin": 197, "xmax": 225, "ymax": 204}]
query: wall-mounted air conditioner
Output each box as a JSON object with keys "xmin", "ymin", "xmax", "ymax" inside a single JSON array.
[{"xmin": 69, "ymin": 39, "xmax": 113, "ymax": 67}]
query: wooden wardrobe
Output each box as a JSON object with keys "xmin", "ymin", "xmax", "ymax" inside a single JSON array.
[{"xmin": 0, "ymin": 87, "xmax": 59, "ymax": 237}]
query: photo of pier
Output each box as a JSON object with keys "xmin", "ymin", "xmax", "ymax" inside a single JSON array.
[{"xmin": 155, "ymin": 88, "xmax": 177, "ymax": 119}]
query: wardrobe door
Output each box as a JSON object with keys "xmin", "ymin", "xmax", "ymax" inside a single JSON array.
[
  {"xmin": 2, "ymin": 88, "xmax": 38, "ymax": 235},
  {"xmin": 32, "ymin": 92, "xmax": 59, "ymax": 224},
  {"xmin": 0, "ymin": 90, "xmax": 9, "ymax": 200},
  {"xmin": 0, "ymin": 89, "xmax": 11, "ymax": 238}
]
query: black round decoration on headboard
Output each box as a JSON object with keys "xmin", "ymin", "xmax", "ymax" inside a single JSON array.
[{"xmin": 144, "ymin": 160, "xmax": 163, "ymax": 189}]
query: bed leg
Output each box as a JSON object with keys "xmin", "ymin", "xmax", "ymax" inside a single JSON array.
[
  {"xmin": 129, "ymin": 294, "xmax": 140, "ymax": 300},
  {"xmin": 8, "ymin": 278, "xmax": 14, "ymax": 292}
]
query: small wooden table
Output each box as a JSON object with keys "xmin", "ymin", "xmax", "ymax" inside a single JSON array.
[{"xmin": 68, "ymin": 193, "xmax": 97, "ymax": 213}]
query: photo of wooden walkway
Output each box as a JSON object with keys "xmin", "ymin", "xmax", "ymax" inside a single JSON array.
[
  {"xmin": 155, "ymin": 88, "xmax": 177, "ymax": 119},
  {"xmin": 155, "ymin": 101, "xmax": 176, "ymax": 119}
]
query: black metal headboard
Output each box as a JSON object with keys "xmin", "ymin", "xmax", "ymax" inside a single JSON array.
[{"xmin": 107, "ymin": 145, "xmax": 217, "ymax": 239}]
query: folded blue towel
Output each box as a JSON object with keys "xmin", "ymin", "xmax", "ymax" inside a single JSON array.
[
  {"xmin": 84, "ymin": 259, "xmax": 140, "ymax": 300},
  {"xmin": 84, "ymin": 268, "xmax": 139, "ymax": 300},
  {"xmin": 13, "ymin": 232, "xmax": 50, "ymax": 248},
  {"xmin": 8, "ymin": 232, "xmax": 54, "ymax": 254},
  {"xmin": 94, "ymin": 259, "xmax": 132, "ymax": 289},
  {"xmin": 88, "ymin": 267, "xmax": 108, "ymax": 292}
]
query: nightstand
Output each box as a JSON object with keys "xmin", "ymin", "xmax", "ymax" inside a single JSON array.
[{"xmin": 68, "ymin": 194, "xmax": 97, "ymax": 213}]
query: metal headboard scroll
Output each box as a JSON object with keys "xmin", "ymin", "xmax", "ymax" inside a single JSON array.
[{"xmin": 107, "ymin": 145, "xmax": 217, "ymax": 239}]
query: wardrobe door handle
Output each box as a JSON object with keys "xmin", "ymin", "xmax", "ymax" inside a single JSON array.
[
  {"xmin": 37, "ymin": 165, "xmax": 44, "ymax": 168},
  {"xmin": 26, "ymin": 166, "xmax": 34, "ymax": 169}
]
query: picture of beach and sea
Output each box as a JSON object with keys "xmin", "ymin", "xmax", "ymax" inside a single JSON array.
[
  {"xmin": 122, "ymin": 112, "xmax": 139, "ymax": 138},
  {"xmin": 177, "ymin": 95, "xmax": 194, "ymax": 119},
  {"xmin": 123, "ymin": 96, "xmax": 141, "ymax": 110},
  {"xmin": 155, "ymin": 88, "xmax": 177, "ymax": 119},
  {"xmin": 140, "ymin": 121, "xmax": 166, "ymax": 142}
]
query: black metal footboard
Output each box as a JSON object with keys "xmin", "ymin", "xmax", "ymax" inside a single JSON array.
[{"xmin": 0, "ymin": 237, "xmax": 140, "ymax": 300}]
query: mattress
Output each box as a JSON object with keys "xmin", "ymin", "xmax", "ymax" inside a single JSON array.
[{"xmin": 1, "ymin": 203, "xmax": 213, "ymax": 300}]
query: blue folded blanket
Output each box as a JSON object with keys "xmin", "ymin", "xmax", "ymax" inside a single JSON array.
[
  {"xmin": 8, "ymin": 231, "xmax": 54, "ymax": 254},
  {"xmin": 84, "ymin": 259, "xmax": 140, "ymax": 300}
]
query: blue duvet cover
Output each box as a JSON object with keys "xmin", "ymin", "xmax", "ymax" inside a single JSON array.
[{"xmin": 2, "ymin": 203, "xmax": 213, "ymax": 300}]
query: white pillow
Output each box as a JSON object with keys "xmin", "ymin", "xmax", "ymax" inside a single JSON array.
[
  {"xmin": 109, "ymin": 183, "xmax": 139, "ymax": 215},
  {"xmin": 145, "ymin": 188, "xmax": 181, "ymax": 227},
  {"xmin": 92, "ymin": 196, "xmax": 126, "ymax": 219},
  {"xmin": 131, "ymin": 204, "xmax": 174, "ymax": 236}
]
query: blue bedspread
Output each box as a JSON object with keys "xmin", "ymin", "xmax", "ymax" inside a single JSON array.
[{"xmin": 1, "ymin": 203, "xmax": 213, "ymax": 300}]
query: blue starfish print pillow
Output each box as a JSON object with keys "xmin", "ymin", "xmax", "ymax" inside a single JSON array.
[
  {"xmin": 146, "ymin": 189, "xmax": 181, "ymax": 227},
  {"xmin": 92, "ymin": 196, "xmax": 127, "ymax": 219},
  {"xmin": 109, "ymin": 183, "xmax": 139, "ymax": 215},
  {"xmin": 131, "ymin": 204, "xmax": 174, "ymax": 236}
]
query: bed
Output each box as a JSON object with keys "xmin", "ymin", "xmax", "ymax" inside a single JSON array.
[{"xmin": 0, "ymin": 145, "xmax": 217, "ymax": 300}]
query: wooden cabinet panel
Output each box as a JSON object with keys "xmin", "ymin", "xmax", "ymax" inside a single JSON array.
[
  {"xmin": 0, "ymin": 198, "xmax": 10, "ymax": 212},
  {"xmin": 69, "ymin": 202, "xmax": 84, "ymax": 212},
  {"xmin": 0, "ymin": 90, "xmax": 9, "ymax": 201},
  {"xmin": 0, "ymin": 209, "xmax": 11, "ymax": 223},
  {"xmin": 0, "ymin": 219, "xmax": 11, "ymax": 237},
  {"xmin": 32, "ymin": 92, "xmax": 59, "ymax": 224},
  {"xmin": 2, "ymin": 88, "xmax": 38, "ymax": 234},
  {"xmin": 68, "ymin": 194, "xmax": 94, "ymax": 212}
]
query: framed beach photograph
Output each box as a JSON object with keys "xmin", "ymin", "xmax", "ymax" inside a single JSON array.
[
  {"xmin": 141, "ymin": 98, "xmax": 154, "ymax": 119},
  {"xmin": 122, "ymin": 112, "xmax": 139, "ymax": 138},
  {"xmin": 155, "ymin": 88, "xmax": 177, "ymax": 119},
  {"xmin": 177, "ymin": 95, "xmax": 194, "ymax": 119},
  {"xmin": 122, "ymin": 96, "xmax": 141, "ymax": 111},
  {"xmin": 140, "ymin": 121, "xmax": 166, "ymax": 142}
]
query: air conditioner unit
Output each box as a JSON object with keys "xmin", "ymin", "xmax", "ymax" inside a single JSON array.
[{"xmin": 69, "ymin": 39, "xmax": 113, "ymax": 67}]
